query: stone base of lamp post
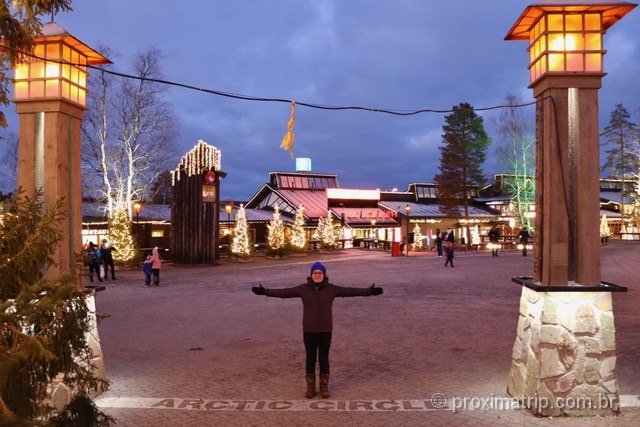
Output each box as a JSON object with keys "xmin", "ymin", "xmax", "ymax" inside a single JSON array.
[
  {"xmin": 507, "ymin": 278, "xmax": 626, "ymax": 417},
  {"xmin": 45, "ymin": 292, "xmax": 107, "ymax": 411}
]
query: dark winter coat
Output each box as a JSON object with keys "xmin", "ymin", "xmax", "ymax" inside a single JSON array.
[{"xmin": 264, "ymin": 278, "xmax": 373, "ymax": 333}]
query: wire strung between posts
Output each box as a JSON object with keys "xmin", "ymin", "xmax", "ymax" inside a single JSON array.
[{"xmin": 8, "ymin": 46, "xmax": 542, "ymax": 115}]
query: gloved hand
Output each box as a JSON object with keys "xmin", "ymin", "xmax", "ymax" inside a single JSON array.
[
  {"xmin": 370, "ymin": 284, "xmax": 383, "ymax": 296},
  {"xmin": 252, "ymin": 284, "xmax": 266, "ymax": 295}
]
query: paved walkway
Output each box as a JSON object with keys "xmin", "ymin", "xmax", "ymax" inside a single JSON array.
[{"xmin": 93, "ymin": 241, "xmax": 640, "ymax": 426}]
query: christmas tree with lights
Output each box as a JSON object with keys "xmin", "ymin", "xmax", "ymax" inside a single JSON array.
[
  {"xmin": 600, "ymin": 215, "xmax": 611, "ymax": 243},
  {"xmin": 316, "ymin": 211, "xmax": 337, "ymax": 249},
  {"xmin": 231, "ymin": 204, "xmax": 251, "ymax": 257},
  {"xmin": 412, "ymin": 224, "xmax": 424, "ymax": 250},
  {"xmin": 290, "ymin": 204, "xmax": 307, "ymax": 252},
  {"xmin": 109, "ymin": 206, "xmax": 137, "ymax": 263},
  {"xmin": 267, "ymin": 206, "xmax": 287, "ymax": 256}
]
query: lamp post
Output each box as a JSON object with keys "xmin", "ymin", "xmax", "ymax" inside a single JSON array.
[
  {"xmin": 404, "ymin": 204, "xmax": 411, "ymax": 256},
  {"xmin": 12, "ymin": 22, "xmax": 110, "ymax": 278},
  {"xmin": 225, "ymin": 203, "xmax": 233, "ymax": 233},
  {"xmin": 133, "ymin": 202, "xmax": 142, "ymax": 221},
  {"xmin": 505, "ymin": 1, "xmax": 635, "ymax": 417}
]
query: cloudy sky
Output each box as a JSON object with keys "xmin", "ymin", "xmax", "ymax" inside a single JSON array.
[{"xmin": 1, "ymin": 0, "xmax": 639, "ymax": 200}]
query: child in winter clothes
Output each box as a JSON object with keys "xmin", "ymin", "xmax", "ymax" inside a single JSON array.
[
  {"xmin": 145, "ymin": 247, "xmax": 162, "ymax": 286},
  {"xmin": 142, "ymin": 251, "xmax": 153, "ymax": 285},
  {"xmin": 444, "ymin": 240, "xmax": 455, "ymax": 267}
]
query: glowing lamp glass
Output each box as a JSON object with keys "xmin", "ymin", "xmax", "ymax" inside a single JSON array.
[
  {"xmin": 12, "ymin": 39, "xmax": 92, "ymax": 106},
  {"xmin": 526, "ymin": 12, "xmax": 604, "ymax": 84}
]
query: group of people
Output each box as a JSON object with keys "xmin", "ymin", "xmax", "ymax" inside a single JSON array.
[
  {"xmin": 143, "ymin": 247, "xmax": 163, "ymax": 286},
  {"xmin": 431, "ymin": 225, "xmax": 531, "ymax": 266},
  {"xmin": 85, "ymin": 240, "xmax": 163, "ymax": 286},
  {"xmin": 85, "ymin": 239, "xmax": 117, "ymax": 282},
  {"xmin": 489, "ymin": 225, "xmax": 531, "ymax": 257}
]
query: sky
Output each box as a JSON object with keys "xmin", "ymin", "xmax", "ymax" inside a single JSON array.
[{"xmin": 1, "ymin": 0, "xmax": 639, "ymax": 200}]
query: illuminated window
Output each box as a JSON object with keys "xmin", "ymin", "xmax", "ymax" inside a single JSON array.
[{"xmin": 151, "ymin": 229, "xmax": 165, "ymax": 237}]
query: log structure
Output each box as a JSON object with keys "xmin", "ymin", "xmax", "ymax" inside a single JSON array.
[{"xmin": 171, "ymin": 140, "xmax": 225, "ymax": 264}]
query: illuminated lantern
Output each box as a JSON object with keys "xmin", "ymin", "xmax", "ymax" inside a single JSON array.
[
  {"xmin": 12, "ymin": 22, "xmax": 109, "ymax": 277},
  {"xmin": 506, "ymin": 0, "xmax": 636, "ymax": 286},
  {"xmin": 506, "ymin": 1, "xmax": 636, "ymax": 84},
  {"xmin": 13, "ymin": 22, "xmax": 109, "ymax": 106},
  {"xmin": 505, "ymin": 1, "xmax": 636, "ymax": 417}
]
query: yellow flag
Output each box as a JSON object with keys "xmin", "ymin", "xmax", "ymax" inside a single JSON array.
[{"xmin": 280, "ymin": 101, "xmax": 295, "ymax": 158}]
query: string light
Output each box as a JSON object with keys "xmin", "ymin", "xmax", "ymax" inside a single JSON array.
[{"xmin": 171, "ymin": 139, "xmax": 221, "ymax": 185}]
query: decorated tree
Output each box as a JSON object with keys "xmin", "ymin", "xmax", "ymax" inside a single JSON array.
[
  {"xmin": 266, "ymin": 206, "xmax": 287, "ymax": 256},
  {"xmin": 412, "ymin": 224, "xmax": 424, "ymax": 250},
  {"xmin": 600, "ymin": 215, "xmax": 611, "ymax": 243},
  {"xmin": 0, "ymin": 193, "xmax": 112, "ymax": 425},
  {"xmin": 470, "ymin": 225, "xmax": 481, "ymax": 246},
  {"xmin": 231, "ymin": 204, "xmax": 251, "ymax": 257},
  {"xmin": 108, "ymin": 206, "xmax": 137, "ymax": 263},
  {"xmin": 316, "ymin": 212, "xmax": 337, "ymax": 249},
  {"xmin": 290, "ymin": 204, "xmax": 307, "ymax": 252}
]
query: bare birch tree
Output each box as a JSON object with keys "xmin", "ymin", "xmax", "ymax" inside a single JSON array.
[
  {"xmin": 494, "ymin": 93, "xmax": 536, "ymax": 230},
  {"xmin": 82, "ymin": 47, "xmax": 178, "ymax": 220}
]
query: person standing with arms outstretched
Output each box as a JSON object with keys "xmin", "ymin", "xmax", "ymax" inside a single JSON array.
[{"xmin": 251, "ymin": 262, "xmax": 383, "ymax": 399}]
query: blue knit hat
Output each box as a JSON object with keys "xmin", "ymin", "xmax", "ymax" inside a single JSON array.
[{"xmin": 310, "ymin": 262, "xmax": 326, "ymax": 275}]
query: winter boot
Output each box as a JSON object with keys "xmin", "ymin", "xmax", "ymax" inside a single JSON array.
[
  {"xmin": 319, "ymin": 374, "xmax": 331, "ymax": 398},
  {"xmin": 305, "ymin": 374, "xmax": 316, "ymax": 399}
]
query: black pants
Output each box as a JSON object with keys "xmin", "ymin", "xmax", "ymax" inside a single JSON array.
[
  {"xmin": 103, "ymin": 259, "xmax": 116, "ymax": 279},
  {"xmin": 88, "ymin": 262, "xmax": 101, "ymax": 281},
  {"xmin": 303, "ymin": 332, "xmax": 332, "ymax": 375}
]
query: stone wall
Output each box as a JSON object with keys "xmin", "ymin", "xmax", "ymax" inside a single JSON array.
[{"xmin": 507, "ymin": 286, "xmax": 619, "ymax": 417}]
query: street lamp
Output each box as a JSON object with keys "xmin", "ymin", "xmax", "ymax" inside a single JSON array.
[
  {"xmin": 11, "ymin": 22, "xmax": 109, "ymax": 277},
  {"xmin": 504, "ymin": 1, "xmax": 636, "ymax": 417},
  {"xmin": 133, "ymin": 202, "xmax": 142, "ymax": 220},
  {"xmin": 404, "ymin": 204, "xmax": 411, "ymax": 256},
  {"xmin": 225, "ymin": 203, "xmax": 233, "ymax": 233}
]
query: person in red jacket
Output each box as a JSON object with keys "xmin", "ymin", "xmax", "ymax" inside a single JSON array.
[{"xmin": 252, "ymin": 261, "xmax": 383, "ymax": 399}]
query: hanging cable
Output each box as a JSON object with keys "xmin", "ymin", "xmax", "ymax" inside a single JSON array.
[{"xmin": 6, "ymin": 45, "xmax": 542, "ymax": 116}]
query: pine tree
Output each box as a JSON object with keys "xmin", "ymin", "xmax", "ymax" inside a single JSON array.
[
  {"xmin": 267, "ymin": 206, "xmax": 287, "ymax": 256},
  {"xmin": 601, "ymin": 104, "xmax": 640, "ymax": 226},
  {"xmin": 231, "ymin": 204, "xmax": 251, "ymax": 257},
  {"xmin": 290, "ymin": 204, "xmax": 307, "ymax": 252},
  {"xmin": 435, "ymin": 102, "xmax": 490, "ymax": 249},
  {"xmin": 108, "ymin": 206, "xmax": 137, "ymax": 263},
  {"xmin": 600, "ymin": 215, "xmax": 611, "ymax": 242},
  {"xmin": 316, "ymin": 212, "xmax": 337, "ymax": 249},
  {"xmin": 412, "ymin": 224, "xmax": 424, "ymax": 250},
  {"xmin": 0, "ymin": 192, "xmax": 112, "ymax": 425}
]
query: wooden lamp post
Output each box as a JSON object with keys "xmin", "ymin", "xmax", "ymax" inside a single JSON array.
[
  {"xmin": 11, "ymin": 21, "xmax": 111, "ymax": 406},
  {"xmin": 13, "ymin": 22, "xmax": 110, "ymax": 279},
  {"xmin": 505, "ymin": 1, "xmax": 636, "ymax": 417}
]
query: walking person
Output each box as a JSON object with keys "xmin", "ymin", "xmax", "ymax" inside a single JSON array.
[
  {"xmin": 251, "ymin": 261, "xmax": 383, "ymax": 399},
  {"xmin": 518, "ymin": 227, "xmax": 531, "ymax": 257},
  {"xmin": 444, "ymin": 240, "xmax": 455, "ymax": 267},
  {"xmin": 434, "ymin": 228, "xmax": 443, "ymax": 257},
  {"xmin": 85, "ymin": 242, "xmax": 102, "ymax": 282},
  {"xmin": 488, "ymin": 225, "xmax": 500, "ymax": 257},
  {"xmin": 148, "ymin": 246, "xmax": 162, "ymax": 286},
  {"xmin": 99, "ymin": 239, "xmax": 117, "ymax": 280},
  {"xmin": 142, "ymin": 250, "xmax": 153, "ymax": 285}
]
